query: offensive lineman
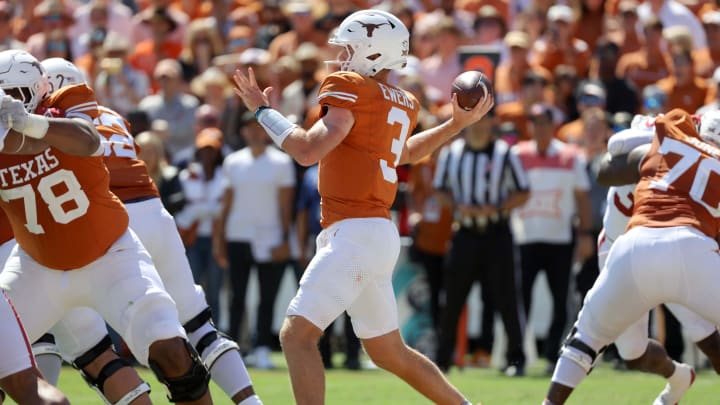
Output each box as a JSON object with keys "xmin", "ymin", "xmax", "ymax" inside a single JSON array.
[
  {"xmin": 0, "ymin": 50, "xmax": 213, "ymax": 404},
  {"xmin": 34, "ymin": 57, "xmax": 261, "ymax": 405}
]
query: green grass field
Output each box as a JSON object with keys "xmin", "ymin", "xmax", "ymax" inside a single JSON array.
[{"xmin": 7, "ymin": 357, "xmax": 718, "ymax": 405}]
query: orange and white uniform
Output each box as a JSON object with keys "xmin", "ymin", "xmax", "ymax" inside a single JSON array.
[
  {"xmin": 575, "ymin": 109, "xmax": 720, "ymax": 358},
  {"xmin": 0, "ymin": 84, "xmax": 185, "ymax": 364},
  {"xmin": 287, "ymin": 72, "xmax": 420, "ymax": 338}
]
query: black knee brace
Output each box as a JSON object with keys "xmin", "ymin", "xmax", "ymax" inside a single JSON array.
[
  {"xmin": 182, "ymin": 307, "xmax": 213, "ymax": 333},
  {"xmin": 148, "ymin": 340, "xmax": 210, "ymax": 403},
  {"xmin": 73, "ymin": 335, "xmax": 151, "ymax": 405}
]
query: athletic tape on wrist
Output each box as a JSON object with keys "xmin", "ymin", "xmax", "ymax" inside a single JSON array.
[
  {"xmin": 255, "ymin": 107, "xmax": 296, "ymax": 148},
  {"xmin": 22, "ymin": 114, "xmax": 49, "ymax": 139}
]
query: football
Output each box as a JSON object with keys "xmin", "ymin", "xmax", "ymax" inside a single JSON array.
[{"xmin": 451, "ymin": 70, "xmax": 493, "ymax": 111}]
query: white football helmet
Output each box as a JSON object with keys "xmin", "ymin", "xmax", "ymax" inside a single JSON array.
[
  {"xmin": 326, "ymin": 9, "xmax": 409, "ymax": 77},
  {"xmin": 699, "ymin": 110, "xmax": 720, "ymax": 147},
  {"xmin": 41, "ymin": 58, "xmax": 86, "ymax": 94},
  {"xmin": 0, "ymin": 50, "xmax": 49, "ymax": 113}
]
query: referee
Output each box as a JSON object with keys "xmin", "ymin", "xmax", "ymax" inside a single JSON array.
[{"xmin": 433, "ymin": 111, "xmax": 530, "ymax": 376}]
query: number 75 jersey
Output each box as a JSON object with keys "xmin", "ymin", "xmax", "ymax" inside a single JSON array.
[
  {"xmin": 629, "ymin": 109, "xmax": 720, "ymax": 239},
  {"xmin": 316, "ymin": 72, "xmax": 419, "ymax": 228},
  {"xmin": 0, "ymin": 85, "xmax": 129, "ymax": 270}
]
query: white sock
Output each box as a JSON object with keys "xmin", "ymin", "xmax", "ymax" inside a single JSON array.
[
  {"xmin": 35, "ymin": 352, "xmax": 62, "ymax": 386},
  {"xmin": 551, "ymin": 356, "xmax": 587, "ymax": 388},
  {"xmin": 187, "ymin": 321, "xmax": 255, "ymax": 401},
  {"xmin": 238, "ymin": 394, "xmax": 263, "ymax": 405},
  {"xmin": 668, "ymin": 361, "xmax": 689, "ymax": 385}
]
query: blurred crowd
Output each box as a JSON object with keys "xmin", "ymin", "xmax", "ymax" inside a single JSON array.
[{"xmin": 6, "ymin": 0, "xmax": 720, "ymax": 372}]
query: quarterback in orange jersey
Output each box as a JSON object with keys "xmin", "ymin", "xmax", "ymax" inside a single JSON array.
[
  {"xmin": 233, "ymin": 9, "xmax": 492, "ymax": 405},
  {"xmin": 0, "ymin": 50, "xmax": 213, "ymax": 405},
  {"xmin": 542, "ymin": 109, "xmax": 720, "ymax": 405},
  {"xmin": 0, "ymin": 208, "xmax": 69, "ymax": 405},
  {"xmin": 36, "ymin": 58, "xmax": 261, "ymax": 405}
]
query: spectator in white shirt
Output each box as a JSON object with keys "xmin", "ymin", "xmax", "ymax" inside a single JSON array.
[
  {"xmin": 637, "ymin": 0, "xmax": 707, "ymax": 50},
  {"xmin": 214, "ymin": 111, "xmax": 295, "ymax": 369},
  {"xmin": 510, "ymin": 103, "xmax": 594, "ymax": 374}
]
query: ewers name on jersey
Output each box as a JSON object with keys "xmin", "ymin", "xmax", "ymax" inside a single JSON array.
[
  {"xmin": 629, "ymin": 109, "xmax": 720, "ymax": 238},
  {"xmin": 316, "ymin": 71, "xmax": 419, "ymax": 227},
  {"xmin": 96, "ymin": 106, "xmax": 159, "ymax": 202},
  {"xmin": 0, "ymin": 84, "xmax": 128, "ymax": 270}
]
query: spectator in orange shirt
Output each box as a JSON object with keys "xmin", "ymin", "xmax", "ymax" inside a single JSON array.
[
  {"xmin": 654, "ymin": 45, "xmax": 710, "ymax": 113},
  {"xmin": 532, "ymin": 4, "xmax": 592, "ymax": 78},
  {"xmin": 128, "ymin": 6, "xmax": 183, "ymax": 85},
  {"xmin": 495, "ymin": 30, "xmax": 552, "ymax": 106},
  {"xmin": 616, "ymin": 16, "xmax": 670, "ymax": 91}
]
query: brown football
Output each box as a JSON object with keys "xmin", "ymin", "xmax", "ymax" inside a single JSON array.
[{"xmin": 451, "ymin": 70, "xmax": 493, "ymax": 111}]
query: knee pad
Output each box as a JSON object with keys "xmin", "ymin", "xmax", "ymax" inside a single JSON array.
[
  {"xmin": 196, "ymin": 330, "xmax": 240, "ymax": 370},
  {"xmin": 79, "ymin": 358, "xmax": 151, "ymax": 405},
  {"xmin": 184, "ymin": 307, "xmax": 239, "ymax": 370},
  {"xmin": 149, "ymin": 340, "xmax": 210, "ymax": 403},
  {"xmin": 183, "ymin": 307, "xmax": 213, "ymax": 333},
  {"xmin": 73, "ymin": 335, "xmax": 151, "ymax": 405},
  {"xmin": 559, "ymin": 329, "xmax": 604, "ymax": 375},
  {"xmin": 32, "ymin": 333, "xmax": 62, "ymax": 360}
]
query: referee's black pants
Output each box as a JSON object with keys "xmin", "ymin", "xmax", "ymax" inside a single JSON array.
[
  {"xmin": 436, "ymin": 223, "xmax": 526, "ymax": 370},
  {"xmin": 519, "ymin": 242, "xmax": 573, "ymax": 364}
]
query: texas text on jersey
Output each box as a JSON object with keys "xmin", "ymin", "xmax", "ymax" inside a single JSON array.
[
  {"xmin": 316, "ymin": 71, "xmax": 419, "ymax": 227},
  {"xmin": 0, "ymin": 84, "xmax": 128, "ymax": 270},
  {"xmin": 629, "ymin": 109, "xmax": 720, "ymax": 238}
]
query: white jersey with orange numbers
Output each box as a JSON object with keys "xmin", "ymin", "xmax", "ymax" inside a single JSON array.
[
  {"xmin": 96, "ymin": 106, "xmax": 159, "ymax": 202},
  {"xmin": 316, "ymin": 71, "xmax": 419, "ymax": 228},
  {"xmin": 0, "ymin": 85, "xmax": 128, "ymax": 270}
]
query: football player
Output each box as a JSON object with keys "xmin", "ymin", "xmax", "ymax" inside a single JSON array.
[
  {"xmin": 0, "ymin": 210, "xmax": 69, "ymax": 405},
  {"xmin": 36, "ymin": 57, "xmax": 261, "ymax": 405},
  {"xmin": 543, "ymin": 109, "xmax": 720, "ymax": 405},
  {"xmin": 0, "ymin": 50, "xmax": 212, "ymax": 405},
  {"xmin": 233, "ymin": 9, "xmax": 493, "ymax": 405}
]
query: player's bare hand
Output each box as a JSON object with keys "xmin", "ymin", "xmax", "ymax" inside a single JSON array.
[
  {"xmin": 233, "ymin": 67, "xmax": 273, "ymax": 112},
  {"xmin": 449, "ymin": 91, "xmax": 495, "ymax": 130}
]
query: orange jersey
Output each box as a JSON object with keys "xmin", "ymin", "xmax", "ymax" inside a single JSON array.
[
  {"xmin": 0, "ymin": 85, "xmax": 129, "ymax": 270},
  {"xmin": 628, "ymin": 109, "xmax": 720, "ymax": 239},
  {"xmin": 96, "ymin": 106, "xmax": 159, "ymax": 202},
  {"xmin": 0, "ymin": 208, "xmax": 12, "ymax": 245},
  {"xmin": 316, "ymin": 72, "xmax": 420, "ymax": 228}
]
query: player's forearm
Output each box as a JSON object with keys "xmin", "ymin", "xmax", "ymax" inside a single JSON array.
[
  {"xmin": 401, "ymin": 119, "xmax": 463, "ymax": 165},
  {"xmin": 42, "ymin": 118, "xmax": 102, "ymax": 156}
]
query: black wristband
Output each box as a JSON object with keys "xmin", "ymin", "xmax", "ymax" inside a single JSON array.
[{"xmin": 254, "ymin": 105, "xmax": 271, "ymax": 119}]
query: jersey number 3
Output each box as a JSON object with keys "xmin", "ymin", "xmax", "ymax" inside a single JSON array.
[
  {"xmin": 649, "ymin": 137, "xmax": 720, "ymax": 217},
  {"xmin": 1, "ymin": 170, "xmax": 89, "ymax": 234},
  {"xmin": 380, "ymin": 107, "xmax": 411, "ymax": 184}
]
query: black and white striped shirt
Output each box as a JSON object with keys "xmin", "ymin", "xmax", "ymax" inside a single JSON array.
[{"xmin": 433, "ymin": 137, "xmax": 529, "ymax": 228}]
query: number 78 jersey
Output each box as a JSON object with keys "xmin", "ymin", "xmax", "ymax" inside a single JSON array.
[
  {"xmin": 0, "ymin": 85, "xmax": 129, "ymax": 270},
  {"xmin": 629, "ymin": 109, "xmax": 720, "ymax": 238},
  {"xmin": 316, "ymin": 72, "xmax": 419, "ymax": 228}
]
